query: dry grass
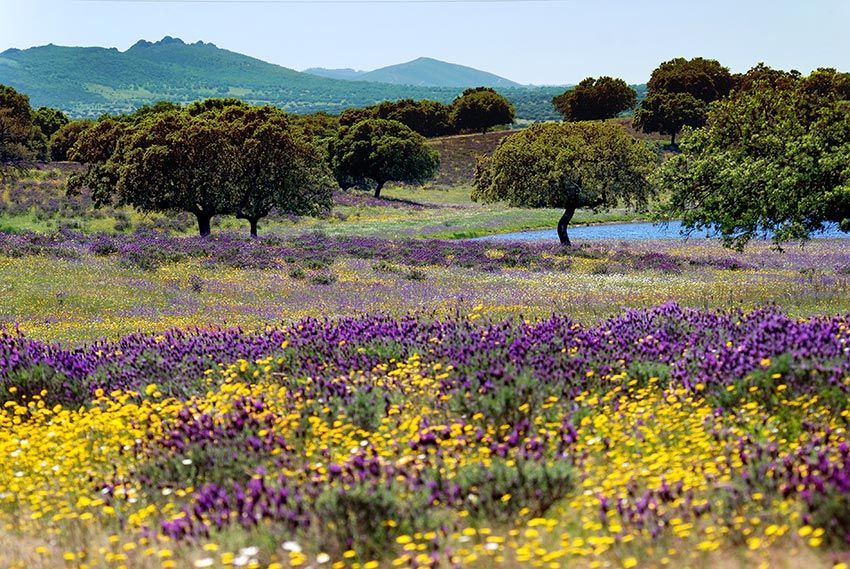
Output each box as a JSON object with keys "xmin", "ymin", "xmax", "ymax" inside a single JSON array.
[{"xmin": 426, "ymin": 130, "xmax": 517, "ymax": 187}]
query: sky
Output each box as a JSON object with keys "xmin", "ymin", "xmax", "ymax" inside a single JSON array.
[{"xmin": 1, "ymin": 0, "xmax": 848, "ymax": 85}]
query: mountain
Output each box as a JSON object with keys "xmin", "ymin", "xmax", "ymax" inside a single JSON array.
[
  {"xmin": 303, "ymin": 67, "xmax": 368, "ymax": 81},
  {"xmin": 305, "ymin": 57, "xmax": 522, "ymax": 88},
  {"xmin": 0, "ymin": 37, "xmax": 563, "ymax": 120}
]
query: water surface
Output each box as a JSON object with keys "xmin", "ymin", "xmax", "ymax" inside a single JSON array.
[{"xmin": 475, "ymin": 221, "xmax": 850, "ymax": 242}]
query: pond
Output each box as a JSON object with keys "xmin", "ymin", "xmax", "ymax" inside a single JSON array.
[{"xmin": 474, "ymin": 220, "xmax": 850, "ymax": 242}]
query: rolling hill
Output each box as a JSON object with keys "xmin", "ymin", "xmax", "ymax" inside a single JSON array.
[
  {"xmin": 302, "ymin": 67, "xmax": 368, "ymax": 81},
  {"xmin": 0, "ymin": 37, "xmax": 563, "ymax": 120},
  {"xmin": 305, "ymin": 57, "xmax": 522, "ymax": 88}
]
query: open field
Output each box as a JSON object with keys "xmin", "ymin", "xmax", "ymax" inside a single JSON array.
[
  {"xmin": 1, "ymin": 231, "xmax": 849, "ymax": 344},
  {"xmin": 1, "ymin": 288, "xmax": 849, "ymax": 568},
  {"xmin": 2, "ymin": 5, "xmax": 849, "ymax": 568},
  {"xmin": 1, "ymin": 165, "xmax": 849, "ymax": 569},
  {"xmin": 0, "ymin": 165, "xmax": 646, "ymax": 240}
]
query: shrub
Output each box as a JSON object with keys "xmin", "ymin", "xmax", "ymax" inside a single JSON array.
[
  {"xmin": 454, "ymin": 458, "xmax": 573, "ymax": 522},
  {"xmin": 310, "ymin": 272, "xmax": 337, "ymax": 286},
  {"xmin": 313, "ymin": 483, "xmax": 433, "ymax": 559},
  {"xmin": 0, "ymin": 364, "xmax": 88, "ymax": 409}
]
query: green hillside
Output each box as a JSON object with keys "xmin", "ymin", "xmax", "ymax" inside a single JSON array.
[{"xmin": 0, "ymin": 37, "xmax": 562, "ymax": 119}]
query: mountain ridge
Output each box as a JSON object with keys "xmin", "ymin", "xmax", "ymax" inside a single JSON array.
[
  {"xmin": 304, "ymin": 56, "xmax": 523, "ymax": 88},
  {"xmin": 0, "ymin": 37, "xmax": 565, "ymax": 120}
]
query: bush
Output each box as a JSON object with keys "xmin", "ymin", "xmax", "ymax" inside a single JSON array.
[
  {"xmin": 806, "ymin": 489, "xmax": 850, "ymax": 546},
  {"xmin": 314, "ymin": 482, "xmax": 433, "ymax": 559},
  {"xmin": 0, "ymin": 364, "xmax": 88, "ymax": 409},
  {"xmin": 310, "ymin": 272, "xmax": 337, "ymax": 286},
  {"xmin": 454, "ymin": 458, "xmax": 573, "ymax": 522},
  {"xmin": 372, "ymin": 260, "xmax": 400, "ymax": 274}
]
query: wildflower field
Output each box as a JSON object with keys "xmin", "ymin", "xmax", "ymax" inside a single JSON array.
[
  {"xmin": 2, "ymin": 167, "xmax": 850, "ymax": 569},
  {"xmin": 0, "ymin": 223, "xmax": 848, "ymax": 569},
  {"xmin": 2, "ymin": 301, "xmax": 850, "ymax": 569}
]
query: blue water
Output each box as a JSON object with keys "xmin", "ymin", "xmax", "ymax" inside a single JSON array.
[{"xmin": 475, "ymin": 221, "xmax": 850, "ymax": 242}]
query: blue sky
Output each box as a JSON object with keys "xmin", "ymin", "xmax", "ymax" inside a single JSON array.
[{"xmin": 1, "ymin": 0, "xmax": 848, "ymax": 85}]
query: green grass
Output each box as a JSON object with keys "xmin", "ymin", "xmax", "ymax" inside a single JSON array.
[
  {"xmin": 1, "ymin": 167, "xmax": 654, "ymax": 241},
  {"xmin": 3, "ymin": 240, "xmax": 848, "ymax": 344}
]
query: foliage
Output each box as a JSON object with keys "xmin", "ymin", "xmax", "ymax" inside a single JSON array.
[
  {"xmin": 67, "ymin": 101, "xmax": 334, "ymax": 236},
  {"xmin": 733, "ymin": 63, "xmax": 802, "ymax": 93},
  {"xmin": 66, "ymin": 118, "xmax": 127, "ymax": 164},
  {"xmin": 645, "ymin": 57, "xmax": 733, "ymax": 102},
  {"xmin": 450, "ymin": 87, "xmax": 515, "ymax": 134},
  {"xmin": 213, "ymin": 104, "xmax": 334, "ymax": 236},
  {"xmin": 552, "ymin": 76, "xmax": 636, "ymax": 121},
  {"xmin": 632, "ymin": 91, "xmax": 707, "ymax": 145},
  {"xmin": 655, "ymin": 72, "xmax": 850, "ymax": 248},
  {"xmin": 472, "ymin": 121, "xmax": 656, "ymax": 244},
  {"xmin": 329, "ymin": 118, "xmax": 439, "ymax": 198},
  {"xmin": 48, "ymin": 119, "xmax": 93, "ymax": 161},
  {"xmin": 31, "ymin": 106, "xmax": 69, "ymax": 139},
  {"xmin": 340, "ymin": 99, "xmax": 453, "ymax": 138},
  {"xmin": 634, "ymin": 57, "xmax": 732, "ymax": 144},
  {"xmin": 289, "ymin": 111, "xmax": 340, "ymax": 150},
  {"xmin": 0, "ymin": 84, "xmax": 34, "ymax": 163},
  {"xmin": 454, "ymin": 458, "xmax": 574, "ymax": 521}
]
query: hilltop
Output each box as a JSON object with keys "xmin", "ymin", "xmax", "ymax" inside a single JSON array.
[
  {"xmin": 304, "ymin": 56, "xmax": 522, "ymax": 88},
  {"xmin": 0, "ymin": 37, "xmax": 562, "ymax": 119}
]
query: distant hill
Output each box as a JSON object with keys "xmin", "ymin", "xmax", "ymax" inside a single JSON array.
[
  {"xmin": 303, "ymin": 67, "xmax": 368, "ymax": 81},
  {"xmin": 0, "ymin": 37, "xmax": 563, "ymax": 120},
  {"xmin": 306, "ymin": 57, "xmax": 522, "ymax": 88}
]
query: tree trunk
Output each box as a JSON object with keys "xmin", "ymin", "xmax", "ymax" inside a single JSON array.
[
  {"xmin": 249, "ymin": 218, "xmax": 259, "ymax": 238},
  {"xmin": 373, "ymin": 181, "xmax": 385, "ymax": 199},
  {"xmin": 670, "ymin": 131, "xmax": 677, "ymax": 146},
  {"xmin": 557, "ymin": 206, "xmax": 576, "ymax": 246},
  {"xmin": 196, "ymin": 213, "xmax": 212, "ymax": 237}
]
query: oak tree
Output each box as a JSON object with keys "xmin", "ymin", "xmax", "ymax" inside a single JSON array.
[
  {"xmin": 473, "ymin": 122, "xmax": 656, "ymax": 245},
  {"xmin": 553, "ymin": 77, "xmax": 637, "ymax": 121}
]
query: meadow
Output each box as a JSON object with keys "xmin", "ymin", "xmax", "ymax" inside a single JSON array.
[{"xmin": 1, "ymin": 165, "xmax": 850, "ymax": 569}]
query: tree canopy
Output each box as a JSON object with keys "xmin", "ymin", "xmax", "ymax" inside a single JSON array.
[
  {"xmin": 733, "ymin": 63, "xmax": 801, "ymax": 93},
  {"xmin": 69, "ymin": 100, "xmax": 334, "ymax": 236},
  {"xmin": 634, "ymin": 57, "xmax": 732, "ymax": 144},
  {"xmin": 32, "ymin": 107, "xmax": 69, "ymax": 140},
  {"xmin": 655, "ymin": 73, "xmax": 850, "ymax": 249},
  {"xmin": 552, "ymin": 77, "xmax": 637, "ymax": 121},
  {"xmin": 646, "ymin": 57, "xmax": 733, "ymax": 102},
  {"xmin": 472, "ymin": 122, "xmax": 657, "ymax": 245},
  {"xmin": 450, "ymin": 87, "xmax": 515, "ymax": 134},
  {"xmin": 0, "ymin": 84, "xmax": 34, "ymax": 164},
  {"xmin": 67, "ymin": 118, "xmax": 128, "ymax": 164},
  {"xmin": 49, "ymin": 119, "xmax": 93, "ymax": 161},
  {"xmin": 329, "ymin": 118, "xmax": 439, "ymax": 198},
  {"xmin": 222, "ymin": 105, "xmax": 334, "ymax": 236},
  {"xmin": 633, "ymin": 91, "xmax": 707, "ymax": 145},
  {"xmin": 339, "ymin": 99, "xmax": 453, "ymax": 138}
]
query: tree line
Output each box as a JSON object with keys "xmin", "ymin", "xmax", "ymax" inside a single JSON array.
[
  {"xmin": 476, "ymin": 60, "xmax": 850, "ymax": 246},
  {"xmin": 3, "ymin": 57, "xmax": 849, "ymax": 248},
  {"xmin": 0, "ymin": 87, "xmax": 513, "ymax": 236},
  {"xmin": 0, "ymin": 85, "xmax": 519, "ymax": 236}
]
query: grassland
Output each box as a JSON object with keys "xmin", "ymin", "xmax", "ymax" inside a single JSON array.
[
  {"xmin": 0, "ymin": 163, "xmax": 647, "ymax": 240},
  {"xmin": 1, "ymin": 231, "xmax": 847, "ymax": 344},
  {"xmin": 1, "ymin": 147, "xmax": 849, "ymax": 569}
]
